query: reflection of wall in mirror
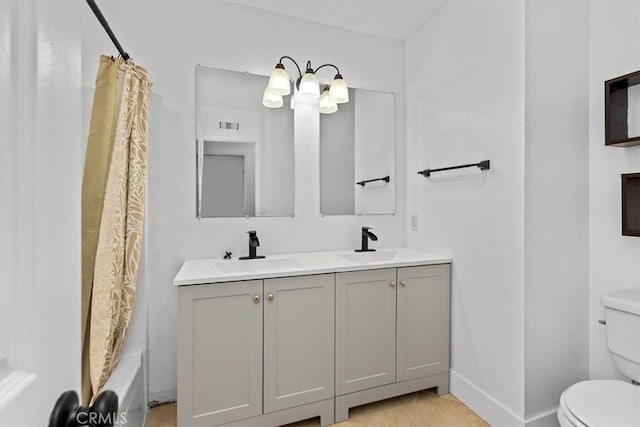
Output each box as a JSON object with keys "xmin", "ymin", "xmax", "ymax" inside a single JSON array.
[
  {"xmin": 354, "ymin": 90, "xmax": 395, "ymax": 214},
  {"xmin": 197, "ymin": 106, "xmax": 260, "ymax": 142},
  {"xmin": 260, "ymin": 108, "xmax": 294, "ymax": 216},
  {"xmin": 320, "ymin": 88, "xmax": 355, "ymax": 215}
]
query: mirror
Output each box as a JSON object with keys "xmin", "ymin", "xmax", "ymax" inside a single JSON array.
[
  {"xmin": 195, "ymin": 65, "xmax": 295, "ymax": 218},
  {"xmin": 320, "ymin": 89, "xmax": 395, "ymax": 215}
]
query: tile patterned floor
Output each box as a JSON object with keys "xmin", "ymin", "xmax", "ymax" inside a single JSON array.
[{"xmin": 145, "ymin": 390, "xmax": 489, "ymax": 427}]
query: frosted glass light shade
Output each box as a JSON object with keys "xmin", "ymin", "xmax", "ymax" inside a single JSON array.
[
  {"xmin": 262, "ymin": 87, "xmax": 283, "ymax": 108},
  {"xmin": 267, "ymin": 65, "xmax": 291, "ymax": 95},
  {"xmin": 299, "ymin": 72, "xmax": 320, "ymax": 98},
  {"xmin": 329, "ymin": 76, "xmax": 349, "ymax": 103},
  {"xmin": 319, "ymin": 89, "xmax": 337, "ymax": 114}
]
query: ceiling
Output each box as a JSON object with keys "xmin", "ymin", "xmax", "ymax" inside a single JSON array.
[{"xmin": 225, "ymin": 0, "xmax": 450, "ymax": 40}]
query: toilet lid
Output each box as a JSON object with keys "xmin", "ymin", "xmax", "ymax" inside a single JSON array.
[{"xmin": 564, "ymin": 380, "xmax": 640, "ymax": 427}]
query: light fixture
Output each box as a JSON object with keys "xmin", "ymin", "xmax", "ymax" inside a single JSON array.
[
  {"xmin": 298, "ymin": 62, "xmax": 320, "ymax": 97},
  {"xmin": 329, "ymin": 74, "xmax": 349, "ymax": 104},
  {"xmin": 319, "ymin": 85, "xmax": 337, "ymax": 114},
  {"xmin": 267, "ymin": 64, "xmax": 291, "ymax": 95},
  {"xmin": 263, "ymin": 56, "xmax": 348, "ymax": 113},
  {"xmin": 262, "ymin": 87, "xmax": 283, "ymax": 108}
]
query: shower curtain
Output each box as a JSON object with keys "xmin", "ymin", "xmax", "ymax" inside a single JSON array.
[{"xmin": 81, "ymin": 56, "xmax": 151, "ymax": 405}]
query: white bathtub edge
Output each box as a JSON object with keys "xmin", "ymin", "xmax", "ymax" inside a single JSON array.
[{"xmin": 103, "ymin": 350, "xmax": 145, "ymax": 426}]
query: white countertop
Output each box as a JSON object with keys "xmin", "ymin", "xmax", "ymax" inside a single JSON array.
[{"xmin": 174, "ymin": 247, "xmax": 451, "ymax": 286}]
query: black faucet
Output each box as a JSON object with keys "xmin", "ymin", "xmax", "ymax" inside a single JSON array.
[
  {"xmin": 355, "ymin": 227, "xmax": 378, "ymax": 252},
  {"xmin": 239, "ymin": 230, "xmax": 265, "ymax": 260}
]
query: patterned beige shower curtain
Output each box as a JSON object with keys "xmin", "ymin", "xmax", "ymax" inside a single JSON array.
[{"xmin": 81, "ymin": 56, "xmax": 151, "ymax": 405}]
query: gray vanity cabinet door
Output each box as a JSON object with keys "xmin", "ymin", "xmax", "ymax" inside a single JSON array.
[
  {"xmin": 177, "ymin": 281, "xmax": 263, "ymax": 427},
  {"xmin": 396, "ymin": 264, "xmax": 450, "ymax": 382},
  {"xmin": 263, "ymin": 274, "xmax": 335, "ymax": 413},
  {"xmin": 335, "ymin": 268, "xmax": 397, "ymax": 395}
]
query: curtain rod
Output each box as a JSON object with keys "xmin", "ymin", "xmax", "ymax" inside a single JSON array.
[{"xmin": 85, "ymin": 0, "xmax": 130, "ymax": 61}]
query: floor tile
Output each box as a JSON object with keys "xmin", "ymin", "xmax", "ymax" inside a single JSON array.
[
  {"xmin": 145, "ymin": 391, "xmax": 489, "ymax": 427},
  {"xmin": 145, "ymin": 402, "xmax": 177, "ymax": 427}
]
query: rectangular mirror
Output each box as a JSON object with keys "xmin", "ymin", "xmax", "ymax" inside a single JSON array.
[
  {"xmin": 196, "ymin": 65, "xmax": 294, "ymax": 218},
  {"xmin": 320, "ymin": 89, "xmax": 395, "ymax": 215}
]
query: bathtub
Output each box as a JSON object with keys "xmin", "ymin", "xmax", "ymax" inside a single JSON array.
[{"xmin": 103, "ymin": 350, "xmax": 145, "ymax": 426}]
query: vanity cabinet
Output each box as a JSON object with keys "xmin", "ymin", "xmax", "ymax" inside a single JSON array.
[
  {"xmin": 178, "ymin": 275, "xmax": 335, "ymax": 427},
  {"xmin": 176, "ymin": 250, "xmax": 451, "ymax": 427},
  {"xmin": 396, "ymin": 265, "xmax": 450, "ymax": 381},
  {"xmin": 177, "ymin": 280, "xmax": 263, "ymax": 427},
  {"xmin": 334, "ymin": 264, "xmax": 450, "ymax": 422},
  {"xmin": 335, "ymin": 268, "xmax": 397, "ymax": 395},
  {"xmin": 263, "ymin": 274, "xmax": 334, "ymax": 413}
]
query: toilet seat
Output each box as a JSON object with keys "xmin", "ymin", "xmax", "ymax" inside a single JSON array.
[
  {"xmin": 558, "ymin": 394, "xmax": 586, "ymax": 427},
  {"xmin": 560, "ymin": 380, "xmax": 640, "ymax": 427}
]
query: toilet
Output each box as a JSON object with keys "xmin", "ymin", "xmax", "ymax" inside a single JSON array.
[{"xmin": 557, "ymin": 290, "xmax": 640, "ymax": 427}]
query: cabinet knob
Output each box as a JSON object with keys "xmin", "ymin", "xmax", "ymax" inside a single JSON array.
[
  {"xmin": 267, "ymin": 293, "xmax": 274, "ymax": 301},
  {"xmin": 253, "ymin": 295, "xmax": 260, "ymax": 303},
  {"xmin": 400, "ymin": 280, "xmax": 406, "ymax": 287},
  {"xmin": 389, "ymin": 280, "xmax": 396, "ymax": 287}
]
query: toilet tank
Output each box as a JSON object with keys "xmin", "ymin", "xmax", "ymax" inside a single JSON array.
[{"xmin": 602, "ymin": 290, "xmax": 640, "ymax": 382}]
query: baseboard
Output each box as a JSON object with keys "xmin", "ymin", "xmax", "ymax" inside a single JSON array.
[
  {"xmin": 450, "ymin": 370, "xmax": 524, "ymax": 427},
  {"xmin": 525, "ymin": 408, "xmax": 559, "ymax": 427},
  {"xmin": 148, "ymin": 386, "xmax": 177, "ymax": 406}
]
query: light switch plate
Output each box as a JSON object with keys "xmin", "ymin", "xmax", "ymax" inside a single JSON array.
[{"xmin": 410, "ymin": 214, "xmax": 418, "ymax": 230}]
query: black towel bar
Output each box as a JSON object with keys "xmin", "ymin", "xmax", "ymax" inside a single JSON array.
[
  {"xmin": 418, "ymin": 160, "xmax": 490, "ymax": 178},
  {"xmin": 356, "ymin": 176, "xmax": 390, "ymax": 186}
]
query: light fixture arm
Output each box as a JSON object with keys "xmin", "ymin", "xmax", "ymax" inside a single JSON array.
[
  {"xmin": 278, "ymin": 56, "xmax": 302, "ymax": 79},
  {"xmin": 313, "ymin": 63, "xmax": 341, "ymax": 77}
]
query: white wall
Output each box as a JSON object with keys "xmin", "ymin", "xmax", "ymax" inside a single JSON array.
[
  {"xmin": 588, "ymin": 1, "xmax": 640, "ymax": 380},
  {"xmin": 408, "ymin": 1, "xmax": 638, "ymax": 425},
  {"xmin": 406, "ymin": 0, "xmax": 526, "ymax": 422},
  {"xmin": 81, "ymin": 0, "xmax": 406, "ymax": 402},
  {"xmin": 524, "ymin": 1, "xmax": 589, "ymax": 423}
]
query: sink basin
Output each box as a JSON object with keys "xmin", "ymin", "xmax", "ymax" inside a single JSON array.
[
  {"xmin": 340, "ymin": 251, "xmax": 397, "ymax": 264},
  {"xmin": 213, "ymin": 258, "xmax": 302, "ymax": 275}
]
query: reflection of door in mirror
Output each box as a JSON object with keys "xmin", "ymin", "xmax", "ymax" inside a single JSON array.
[
  {"xmin": 320, "ymin": 88, "xmax": 395, "ymax": 215},
  {"xmin": 202, "ymin": 155, "xmax": 247, "ymax": 217},
  {"xmin": 195, "ymin": 65, "xmax": 295, "ymax": 218},
  {"xmin": 199, "ymin": 140, "xmax": 256, "ymax": 218}
]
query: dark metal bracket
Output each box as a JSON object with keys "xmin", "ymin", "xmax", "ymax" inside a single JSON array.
[
  {"xmin": 356, "ymin": 176, "xmax": 390, "ymax": 187},
  {"xmin": 418, "ymin": 160, "xmax": 490, "ymax": 178}
]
